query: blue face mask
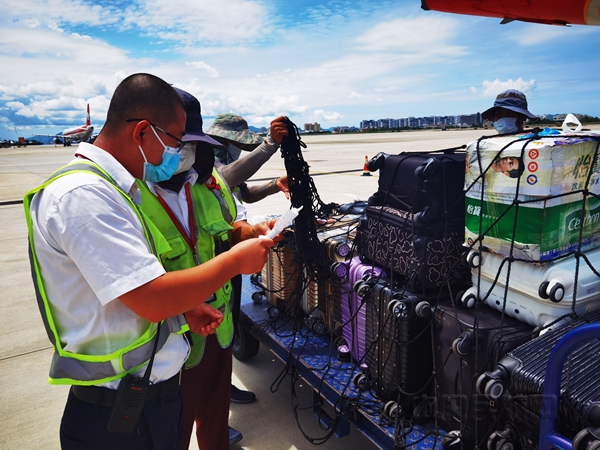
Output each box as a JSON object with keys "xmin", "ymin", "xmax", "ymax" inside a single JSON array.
[
  {"xmin": 494, "ymin": 117, "xmax": 519, "ymax": 135},
  {"xmin": 138, "ymin": 126, "xmax": 182, "ymax": 182}
]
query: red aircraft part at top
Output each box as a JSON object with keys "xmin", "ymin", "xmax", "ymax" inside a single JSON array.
[{"xmin": 421, "ymin": 0, "xmax": 600, "ymax": 26}]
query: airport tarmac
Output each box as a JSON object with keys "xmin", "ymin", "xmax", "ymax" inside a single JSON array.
[{"xmin": 0, "ymin": 129, "xmax": 494, "ymax": 450}]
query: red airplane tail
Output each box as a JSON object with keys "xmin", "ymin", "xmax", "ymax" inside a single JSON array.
[{"xmin": 86, "ymin": 104, "xmax": 90, "ymax": 127}]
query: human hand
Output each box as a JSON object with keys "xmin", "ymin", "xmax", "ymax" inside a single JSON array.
[
  {"xmin": 232, "ymin": 237, "xmax": 275, "ymax": 274},
  {"xmin": 185, "ymin": 303, "xmax": 224, "ymax": 336},
  {"xmin": 276, "ymin": 175, "xmax": 290, "ymax": 199},
  {"xmin": 269, "ymin": 117, "xmax": 289, "ymax": 145}
]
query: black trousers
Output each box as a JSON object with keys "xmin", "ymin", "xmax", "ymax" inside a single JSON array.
[{"xmin": 60, "ymin": 384, "xmax": 183, "ymax": 450}]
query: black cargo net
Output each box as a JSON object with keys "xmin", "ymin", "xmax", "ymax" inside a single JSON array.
[
  {"xmin": 245, "ymin": 127, "xmax": 600, "ymax": 449},
  {"xmin": 279, "ymin": 117, "xmax": 338, "ymax": 282}
]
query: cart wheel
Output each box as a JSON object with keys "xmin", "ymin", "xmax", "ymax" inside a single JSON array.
[
  {"xmin": 251, "ymin": 291, "xmax": 264, "ymax": 303},
  {"xmin": 250, "ymin": 272, "xmax": 261, "ymax": 286},
  {"xmin": 538, "ymin": 281, "xmax": 550, "ymax": 299},
  {"xmin": 232, "ymin": 321, "xmax": 260, "ymax": 361}
]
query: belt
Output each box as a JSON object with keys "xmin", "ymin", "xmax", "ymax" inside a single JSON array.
[{"xmin": 72, "ymin": 374, "xmax": 180, "ymax": 408}]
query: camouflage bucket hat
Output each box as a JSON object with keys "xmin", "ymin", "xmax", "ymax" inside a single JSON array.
[{"xmin": 206, "ymin": 113, "xmax": 263, "ymax": 147}]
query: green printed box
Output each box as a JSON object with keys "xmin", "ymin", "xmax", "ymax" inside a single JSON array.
[{"xmin": 465, "ymin": 190, "xmax": 600, "ymax": 261}]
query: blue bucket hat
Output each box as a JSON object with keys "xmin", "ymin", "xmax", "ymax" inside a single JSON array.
[
  {"xmin": 481, "ymin": 89, "xmax": 538, "ymax": 121},
  {"xmin": 173, "ymin": 87, "xmax": 224, "ymax": 147}
]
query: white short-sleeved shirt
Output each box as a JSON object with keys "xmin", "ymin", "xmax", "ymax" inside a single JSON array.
[
  {"xmin": 147, "ymin": 168, "xmax": 246, "ymax": 237},
  {"xmin": 29, "ymin": 143, "xmax": 189, "ymax": 389}
]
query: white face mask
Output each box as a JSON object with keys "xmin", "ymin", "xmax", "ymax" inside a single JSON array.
[
  {"xmin": 494, "ymin": 117, "xmax": 519, "ymax": 135},
  {"xmin": 227, "ymin": 142, "xmax": 242, "ymax": 162},
  {"xmin": 174, "ymin": 142, "xmax": 196, "ymax": 175}
]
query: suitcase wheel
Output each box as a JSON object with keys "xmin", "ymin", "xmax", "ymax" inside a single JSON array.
[
  {"xmin": 414, "ymin": 206, "xmax": 435, "ymax": 227},
  {"xmin": 460, "ymin": 289, "xmax": 477, "ymax": 308},
  {"xmin": 352, "ymin": 372, "xmax": 369, "ymax": 390},
  {"xmin": 415, "ymin": 301, "xmax": 433, "ymax": 320},
  {"xmin": 414, "ymin": 157, "xmax": 438, "ymax": 181},
  {"xmin": 548, "ymin": 280, "xmax": 565, "ymax": 303},
  {"xmin": 388, "ymin": 299, "xmax": 408, "ymax": 319},
  {"xmin": 383, "ymin": 400, "xmax": 400, "ymax": 420},
  {"xmin": 334, "ymin": 242, "xmax": 351, "ymax": 258},
  {"xmin": 366, "ymin": 152, "xmax": 387, "ymax": 171},
  {"xmin": 538, "ymin": 281, "xmax": 550, "ymax": 299},
  {"xmin": 487, "ymin": 425, "xmax": 519, "ymax": 450},
  {"xmin": 466, "ymin": 250, "xmax": 481, "ymax": 268},
  {"xmin": 250, "ymin": 272, "xmax": 261, "ymax": 286},
  {"xmin": 251, "ymin": 291, "xmax": 265, "ymax": 304},
  {"xmin": 330, "ymin": 262, "xmax": 348, "ymax": 279},
  {"xmin": 452, "ymin": 331, "xmax": 473, "ymax": 357},
  {"xmin": 573, "ymin": 427, "xmax": 600, "ymax": 450},
  {"xmin": 267, "ymin": 305, "xmax": 280, "ymax": 318},
  {"xmin": 441, "ymin": 430, "xmax": 462, "ymax": 448},
  {"xmin": 355, "ymin": 281, "xmax": 371, "ymax": 298}
]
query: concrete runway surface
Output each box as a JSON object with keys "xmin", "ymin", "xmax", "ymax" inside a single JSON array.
[{"xmin": 0, "ymin": 129, "xmax": 494, "ymax": 450}]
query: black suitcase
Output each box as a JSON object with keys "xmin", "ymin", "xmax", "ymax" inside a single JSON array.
[
  {"xmin": 432, "ymin": 304, "xmax": 536, "ymax": 448},
  {"xmin": 358, "ymin": 205, "xmax": 470, "ymax": 290},
  {"xmin": 359, "ymin": 275, "xmax": 444, "ymax": 415},
  {"xmin": 478, "ymin": 310, "xmax": 600, "ymax": 450},
  {"xmin": 367, "ymin": 151, "xmax": 466, "ymax": 226}
]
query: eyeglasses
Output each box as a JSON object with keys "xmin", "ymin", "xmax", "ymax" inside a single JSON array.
[{"xmin": 126, "ymin": 118, "xmax": 186, "ymax": 151}]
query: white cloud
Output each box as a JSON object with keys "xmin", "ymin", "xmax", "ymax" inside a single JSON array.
[
  {"xmin": 481, "ymin": 78, "xmax": 537, "ymax": 98},
  {"xmin": 310, "ymin": 110, "xmax": 343, "ymax": 122},
  {"xmin": 185, "ymin": 61, "xmax": 219, "ymax": 78},
  {"xmin": 508, "ymin": 23, "xmax": 599, "ymax": 46}
]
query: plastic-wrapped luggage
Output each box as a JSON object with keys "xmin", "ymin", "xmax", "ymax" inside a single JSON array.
[
  {"xmin": 432, "ymin": 304, "xmax": 536, "ymax": 448},
  {"xmin": 461, "ymin": 248, "xmax": 600, "ymax": 329},
  {"xmin": 359, "ymin": 205, "xmax": 469, "ymax": 290},
  {"xmin": 478, "ymin": 310, "xmax": 600, "ymax": 450},
  {"xmin": 359, "ymin": 275, "xmax": 440, "ymax": 413}
]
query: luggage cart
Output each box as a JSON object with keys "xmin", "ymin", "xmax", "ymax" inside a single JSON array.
[{"xmin": 237, "ymin": 275, "xmax": 446, "ymax": 450}]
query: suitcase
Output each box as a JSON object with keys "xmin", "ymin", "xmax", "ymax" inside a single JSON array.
[
  {"xmin": 478, "ymin": 310, "xmax": 600, "ymax": 449},
  {"xmin": 260, "ymin": 231, "xmax": 301, "ymax": 310},
  {"xmin": 340, "ymin": 256, "xmax": 385, "ymax": 364},
  {"xmin": 432, "ymin": 304, "xmax": 536, "ymax": 448},
  {"xmin": 367, "ymin": 150, "xmax": 466, "ymax": 226},
  {"xmin": 358, "ymin": 205, "xmax": 470, "ymax": 290},
  {"xmin": 361, "ymin": 276, "xmax": 443, "ymax": 413},
  {"xmin": 460, "ymin": 248, "xmax": 600, "ymax": 329},
  {"xmin": 303, "ymin": 231, "xmax": 356, "ymax": 334}
]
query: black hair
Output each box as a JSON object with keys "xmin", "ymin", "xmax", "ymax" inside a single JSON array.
[{"xmin": 102, "ymin": 73, "xmax": 185, "ymax": 135}]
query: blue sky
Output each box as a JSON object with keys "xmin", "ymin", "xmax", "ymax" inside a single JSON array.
[{"xmin": 1, "ymin": 0, "xmax": 600, "ymax": 140}]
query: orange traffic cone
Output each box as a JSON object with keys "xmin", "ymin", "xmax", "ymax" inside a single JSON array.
[{"xmin": 362, "ymin": 155, "xmax": 371, "ymax": 176}]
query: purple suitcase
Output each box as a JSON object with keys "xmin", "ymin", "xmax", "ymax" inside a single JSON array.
[{"xmin": 341, "ymin": 256, "xmax": 385, "ymax": 363}]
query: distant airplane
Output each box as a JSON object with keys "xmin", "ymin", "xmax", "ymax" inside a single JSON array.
[
  {"xmin": 421, "ymin": 0, "xmax": 600, "ymax": 27},
  {"xmin": 37, "ymin": 103, "xmax": 94, "ymax": 146}
]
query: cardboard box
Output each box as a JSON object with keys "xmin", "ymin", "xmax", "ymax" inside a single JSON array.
[
  {"xmin": 465, "ymin": 134, "xmax": 600, "ymax": 197},
  {"xmin": 465, "ymin": 190, "xmax": 600, "ymax": 261}
]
